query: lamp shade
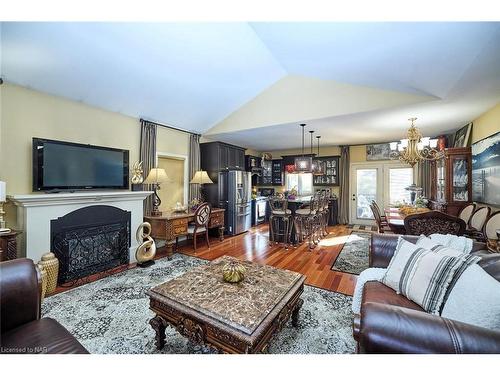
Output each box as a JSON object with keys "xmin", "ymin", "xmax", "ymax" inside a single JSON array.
[
  {"xmin": 0, "ymin": 181, "xmax": 5, "ymax": 202},
  {"xmin": 190, "ymin": 171, "xmax": 213, "ymax": 184},
  {"xmin": 144, "ymin": 168, "xmax": 169, "ymax": 184}
]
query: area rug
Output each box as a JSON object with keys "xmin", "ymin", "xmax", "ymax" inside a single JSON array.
[
  {"xmin": 42, "ymin": 254, "xmax": 356, "ymax": 354},
  {"xmin": 346, "ymin": 224, "xmax": 378, "ymax": 233},
  {"xmin": 331, "ymin": 231, "xmax": 371, "ymax": 275}
]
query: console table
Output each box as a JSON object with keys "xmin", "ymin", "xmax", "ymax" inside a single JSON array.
[
  {"xmin": 0, "ymin": 231, "xmax": 21, "ymax": 262},
  {"xmin": 144, "ymin": 208, "xmax": 225, "ymax": 259}
]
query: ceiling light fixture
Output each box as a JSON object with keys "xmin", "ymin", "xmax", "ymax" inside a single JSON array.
[
  {"xmin": 389, "ymin": 118, "xmax": 443, "ymax": 167},
  {"xmin": 313, "ymin": 135, "xmax": 325, "ymax": 175},
  {"xmin": 294, "ymin": 124, "xmax": 313, "ymax": 173}
]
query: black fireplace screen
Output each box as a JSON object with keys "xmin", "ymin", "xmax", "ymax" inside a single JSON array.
[{"xmin": 51, "ymin": 205, "xmax": 131, "ymax": 283}]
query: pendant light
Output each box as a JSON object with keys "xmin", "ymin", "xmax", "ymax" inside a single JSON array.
[
  {"xmin": 294, "ymin": 124, "xmax": 313, "ymax": 173},
  {"xmin": 313, "ymin": 135, "xmax": 325, "ymax": 176}
]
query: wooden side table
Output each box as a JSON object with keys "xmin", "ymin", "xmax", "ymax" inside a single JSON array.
[{"xmin": 0, "ymin": 230, "xmax": 21, "ymax": 262}]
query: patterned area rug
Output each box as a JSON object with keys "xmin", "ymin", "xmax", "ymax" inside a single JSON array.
[
  {"xmin": 42, "ymin": 254, "xmax": 356, "ymax": 354},
  {"xmin": 331, "ymin": 231, "xmax": 371, "ymax": 275},
  {"xmin": 347, "ymin": 224, "xmax": 378, "ymax": 233}
]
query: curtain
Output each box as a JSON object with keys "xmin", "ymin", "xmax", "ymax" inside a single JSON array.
[
  {"xmin": 417, "ymin": 160, "xmax": 432, "ymax": 198},
  {"xmin": 140, "ymin": 120, "xmax": 157, "ymax": 216},
  {"xmin": 338, "ymin": 145, "xmax": 350, "ymax": 225},
  {"xmin": 188, "ymin": 133, "xmax": 201, "ymax": 203}
]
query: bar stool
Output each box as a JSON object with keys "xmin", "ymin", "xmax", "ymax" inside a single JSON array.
[
  {"xmin": 319, "ymin": 191, "xmax": 330, "ymax": 237},
  {"xmin": 268, "ymin": 196, "xmax": 293, "ymax": 249},
  {"xmin": 294, "ymin": 195, "xmax": 320, "ymax": 250}
]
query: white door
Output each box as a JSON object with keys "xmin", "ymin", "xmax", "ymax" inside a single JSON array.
[
  {"xmin": 350, "ymin": 165, "xmax": 383, "ymax": 225},
  {"xmin": 350, "ymin": 163, "xmax": 414, "ymax": 225}
]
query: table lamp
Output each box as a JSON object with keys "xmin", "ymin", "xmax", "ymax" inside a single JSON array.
[
  {"xmin": 144, "ymin": 168, "xmax": 169, "ymax": 216},
  {"xmin": 190, "ymin": 170, "xmax": 213, "ymax": 202},
  {"xmin": 0, "ymin": 181, "xmax": 8, "ymax": 232}
]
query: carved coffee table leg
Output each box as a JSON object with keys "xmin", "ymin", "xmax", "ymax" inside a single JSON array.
[
  {"xmin": 291, "ymin": 298, "xmax": 304, "ymax": 327},
  {"xmin": 150, "ymin": 315, "xmax": 167, "ymax": 350},
  {"xmin": 165, "ymin": 243, "xmax": 174, "ymax": 260}
]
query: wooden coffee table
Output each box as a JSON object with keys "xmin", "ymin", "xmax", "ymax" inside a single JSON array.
[{"xmin": 146, "ymin": 256, "xmax": 306, "ymax": 353}]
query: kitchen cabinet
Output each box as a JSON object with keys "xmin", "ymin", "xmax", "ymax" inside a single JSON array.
[
  {"xmin": 312, "ymin": 156, "xmax": 340, "ymax": 186},
  {"xmin": 429, "ymin": 147, "xmax": 472, "ymax": 216}
]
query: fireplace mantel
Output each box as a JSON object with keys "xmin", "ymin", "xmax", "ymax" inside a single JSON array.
[
  {"xmin": 9, "ymin": 191, "xmax": 152, "ymax": 207},
  {"xmin": 8, "ymin": 191, "xmax": 152, "ymax": 263}
]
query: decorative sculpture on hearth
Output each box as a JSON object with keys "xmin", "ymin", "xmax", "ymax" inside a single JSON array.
[
  {"xmin": 131, "ymin": 161, "xmax": 144, "ymax": 191},
  {"xmin": 135, "ymin": 222, "xmax": 156, "ymax": 267}
]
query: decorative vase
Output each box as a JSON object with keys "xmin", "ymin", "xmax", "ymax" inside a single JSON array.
[
  {"xmin": 39, "ymin": 252, "xmax": 59, "ymax": 294},
  {"xmin": 37, "ymin": 263, "xmax": 48, "ymax": 302},
  {"xmin": 222, "ymin": 262, "xmax": 246, "ymax": 283}
]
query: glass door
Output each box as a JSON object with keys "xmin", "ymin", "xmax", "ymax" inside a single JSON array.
[{"xmin": 351, "ymin": 165, "xmax": 381, "ymax": 224}]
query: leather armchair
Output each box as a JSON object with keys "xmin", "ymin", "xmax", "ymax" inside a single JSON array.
[
  {"xmin": 354, "ymin": 233, "xmax": 500, "ymax": 354},
  {"xmin": 1, "ymin": 259, "xmax": 88, "ymax": 354}
]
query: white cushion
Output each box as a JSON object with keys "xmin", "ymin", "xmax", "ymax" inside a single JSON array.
[
  {"xmin": 416, "ymin": 235, "xmax": 472, "ymax": 255},
  {"xmin": 295, "ymin": 208, "xmax": 315, "ymax": 215},
  {"xmin": 187, "ymin": 226, "xmax": 206, "ymax": 234},
  {"xmin": 382, "ymin": 237, "xmax": 420, "ymax": 294},
  {"xmin": 441, "ymin": 264, "xmax": 500, "ymax": 330},
  {"xmin": 271, "ymin": 209, "xmax": 291, "ymax": 215}
]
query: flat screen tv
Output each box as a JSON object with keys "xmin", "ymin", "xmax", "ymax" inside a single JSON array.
[
  {"xmin": 472, "ymin": 131, "xmax": 500, "ymax": 206},
  {"xmin": 33, "ymin": 138, "xmax": 129, "ymax": 191}
]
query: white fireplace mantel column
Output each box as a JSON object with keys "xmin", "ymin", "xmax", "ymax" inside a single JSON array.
[{"xmin": 8, "ymin": 191, "xmax": 152, "ymax": 263}]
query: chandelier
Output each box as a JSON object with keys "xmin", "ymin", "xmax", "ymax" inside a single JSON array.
[
  {"xmin": 313, "ymin": 135, "xmax": 325, "ymax": 175},
  {"xmin": 294, "ymin": 124, "xmax": 313, "ymax": 172},
  {"xmin": 390, "ymin": 118, "xmax": 444, "ymax": 167}
]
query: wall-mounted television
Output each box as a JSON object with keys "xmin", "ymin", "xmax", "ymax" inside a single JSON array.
[{"xmin": 33, "ymin": 138, "xmax": 129, "ymax": 191}]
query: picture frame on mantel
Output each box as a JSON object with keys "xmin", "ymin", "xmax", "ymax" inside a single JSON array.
[
  {"xmin": 453, "ymin": 123, "xmax": 473, "ymax": 148},
  {"xmin": 366, "ymin": 143, "xmax": 392, "ymax": 161}
]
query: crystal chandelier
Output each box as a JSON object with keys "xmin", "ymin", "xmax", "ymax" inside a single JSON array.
[{"xmin": 390, "ymin": 118, "xmax": 444, "ymax": 167}]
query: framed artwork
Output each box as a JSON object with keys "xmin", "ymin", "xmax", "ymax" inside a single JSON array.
[
  {"xmin": 472, "ymin": 131, "xmax": 500, "ymax": 206},
  {"xmin": 453, "ymin": 123, "xmax": 473, "ymax": 148},
  {"xmin": 366, "ymin": 143, "xmax": 391, "ymax": 161}
]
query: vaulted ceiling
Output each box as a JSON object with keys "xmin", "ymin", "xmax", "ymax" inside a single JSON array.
[{"xmin": 2, "ymin": 22, "xmax": 499, "ymax": 150}]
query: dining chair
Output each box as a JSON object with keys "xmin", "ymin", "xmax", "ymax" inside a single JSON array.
[
  {"xmin": 466, "ymin": 206, "xmax": 491, "ymax": 241},
  {"xmin": 371, "ymin": 200, "xmax": 388, "ymax": 224},
  {"xmin": 404, "ymin": 210, "xmax": 466, "ymax": 236},
  {"xmin": 483, "ymin": 210, "xmax": 500, "ymax": 249},
  {"xmin": 177, "ymin": 202, "xmax": 211, "ymax": 253},
  {"xmin": 457, "ymin": 203, "xmax": 476, "ymax": 227},
  {"xmin": 370, "ymin": 203, "xmax": 393, "ymax": 234}
]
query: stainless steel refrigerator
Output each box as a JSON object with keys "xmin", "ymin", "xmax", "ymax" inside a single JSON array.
[{"xmin": 218, "ymin": 170, "xmax": 252, "ymax": 235}]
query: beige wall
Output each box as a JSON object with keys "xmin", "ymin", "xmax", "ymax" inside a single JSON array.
[
  {"xmin": 472, "ymin": 102, "xmax": 500, "ymax": 143},
  {"xmin": 0, "ymin": 83, "xmax": 190, "ymax": 226}
]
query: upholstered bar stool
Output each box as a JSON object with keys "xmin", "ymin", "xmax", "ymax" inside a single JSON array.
[
  {"xmin": 295, "ymin": 195, "xmax": 319, "ymax": 250},
  {"xmin": 268, "ymin": 196, "xmax": 293, "ymax": 249}
]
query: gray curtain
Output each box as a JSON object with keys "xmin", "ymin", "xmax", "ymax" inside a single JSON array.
[
  {"xmin": 417, "ymin": 160, "xmax": 432, "ymax": 198},
  {"xmin": 338, "ymin": 145, "xmax": 350, "ymax": 225},
  {"xmin": 140, "ymin": 120, "xmax": 157, "ymax": 216},
  {"xmin": 188, "ymin": 134, "xmax": 201, "ymax": 202}
]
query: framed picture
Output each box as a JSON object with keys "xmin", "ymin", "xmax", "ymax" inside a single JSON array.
[
  {"xmin": 453, "ymin": 123, "xmax": 473, "ymax": 148},
  {"xmin": 472, "ymin": 131, "xmax": 500, "ymax": 206},
  {"xmin": 366, "ymin": 143, "xmax": 391, "ymax": 161}
]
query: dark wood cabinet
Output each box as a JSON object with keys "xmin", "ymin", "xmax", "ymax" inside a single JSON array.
[
  {"xmin": 271, "ymin": 160, "xmax": 284, "ymax": 186},
  {"xmin": 313, "ymin": 156, "xmax": 340, "ymax": 186},
  {"xmin": 430, "ymin": 147, "xmax": 472, "ymax": 216},
  {"xmin": 200, "ymin": 141, "xmax": 246, "ymax": 205}
]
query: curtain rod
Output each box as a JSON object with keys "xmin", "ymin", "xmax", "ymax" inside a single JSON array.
[{"xmin": 140, "ymin": 118, "xmax": 201, "ymax": 137}]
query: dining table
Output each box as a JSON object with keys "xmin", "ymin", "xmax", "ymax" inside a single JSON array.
[{"xmin": 384, "ymin": 206, "xmax": 432, "ymax": 234}]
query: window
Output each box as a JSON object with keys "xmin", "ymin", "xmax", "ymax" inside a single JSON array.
[
  {"xmin": 285, "ymin": 172, "xmax": 313, "ymax": 196},
  {"xmin": 389, "ymin": 168, "xmax": 413, "ymax": 205}
]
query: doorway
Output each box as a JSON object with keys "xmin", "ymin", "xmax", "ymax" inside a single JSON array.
[{"xmin": 350, "ymin": 162, "xmax": 414, "ymax": 225}]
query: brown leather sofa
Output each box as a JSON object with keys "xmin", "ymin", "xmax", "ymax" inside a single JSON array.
[
  {"xmin": 0, "ymin": 258, "xmax": 88, "ymax": 354},
  {"xmin": 353, "ymin": 233, "xmax": 500, "ymax": 354}
]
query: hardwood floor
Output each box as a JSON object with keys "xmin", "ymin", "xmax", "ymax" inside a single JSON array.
[{"xmin": 174, "ymin": 224, "xmax": 358, "ymax": 296}]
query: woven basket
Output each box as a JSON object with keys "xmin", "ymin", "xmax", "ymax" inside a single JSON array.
[
  {"xmin": 39, "ymin": 252, "xmax": 59, "ymax": 294},
  {"xmin": 37, "ymin": 263, "xmax": 48, "ymax": 302}
]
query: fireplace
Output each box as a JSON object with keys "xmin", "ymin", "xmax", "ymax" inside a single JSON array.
[{"xmin": 51, "ymin": 205, "xmax": 131, "ymax": 283}]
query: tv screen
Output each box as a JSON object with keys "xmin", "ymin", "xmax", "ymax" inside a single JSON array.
[{"xmin": 33, "ymin": 138, "xmax": 129, "ymax": 191}]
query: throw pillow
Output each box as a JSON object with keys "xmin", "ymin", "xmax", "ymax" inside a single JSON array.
[
  {"xmin": 381, "ymin": 237, "xmax": 421, "ymax": 294},
  {"xmin": 441, "ymin": 264, "xmax": 500, "ymax": 330},
  {"xmin": 399, "ymin": 248, "xmax": 466, "ymax": 315},
  {"xmin": 417, "ymin": 234, "xmax": 473, "ymax": 254}
]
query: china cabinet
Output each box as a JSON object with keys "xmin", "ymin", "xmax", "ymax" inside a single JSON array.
[
  {"xmin": 429, "ymin": 147, "xmax": 472, "ymax": 216},
  {"xmin": 313, "ymin": 156, "xmax": 340, "ymax": 186}
]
